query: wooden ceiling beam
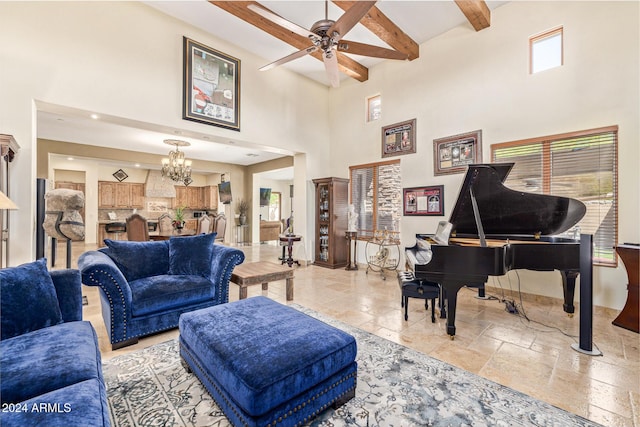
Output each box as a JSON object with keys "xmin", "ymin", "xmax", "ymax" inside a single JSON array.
[
  {"xmin": 333, "ymin": 1, "xmax": 419, "ymax": 61},
  {"xmin": 210, "ymin": 1, "xmax": 368, "ymax": 82},
  {"xmin": 454, "ymin": 0, "xmax": 491, "ymax": 31}
]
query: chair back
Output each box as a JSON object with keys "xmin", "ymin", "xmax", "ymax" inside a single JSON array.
[
  {"xmin": 198, "ymin": 215, "xmax": 212, "ymax": 234},
  {"xmin": 157, "ymin": 213, "xmax": 173, "ymax": 232},
  {"xmin": 126, "ymin": 214, "xmax": 149, "ymax": 241},
  {"xmin": 213, "ymin": 213, "xmax": 227, "ymax": 242}
]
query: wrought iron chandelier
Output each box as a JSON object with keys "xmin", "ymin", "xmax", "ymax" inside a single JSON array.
[{"xmin": 161, "ymin": 139, "xmax": 193, "ymax": 186}]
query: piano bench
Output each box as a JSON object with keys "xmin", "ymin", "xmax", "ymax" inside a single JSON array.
[{"xmin": 398, "ymin": 272, "xmax": 440, "ymax": 322}]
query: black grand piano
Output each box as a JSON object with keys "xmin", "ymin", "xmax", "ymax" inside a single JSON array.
[{"xmin": 405, "ymin": 163, "xmax": 587, "ymax": 338}]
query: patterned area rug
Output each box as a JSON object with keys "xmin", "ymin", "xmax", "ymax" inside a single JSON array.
[{"xmin": 103, "ymin": 306, "xmax": 603, "ymax": 427}]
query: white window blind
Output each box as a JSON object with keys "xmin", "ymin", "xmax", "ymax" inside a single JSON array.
[
  {"xmin": 350, "ymin": 160, "xmax": 401, "ymax": 239},
  {"xmin": 492, "ymin": 126, "xmax": 618, "ymax": 266}
]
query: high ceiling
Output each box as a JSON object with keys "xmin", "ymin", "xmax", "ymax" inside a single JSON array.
[{"xmin": 38, "ymin": 1, "xmax": 506, "ymax": 176}]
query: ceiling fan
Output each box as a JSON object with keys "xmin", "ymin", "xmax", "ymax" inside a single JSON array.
[{"xmin": 248, "ymin": 1, "xmax": 408, "ymax": 87}]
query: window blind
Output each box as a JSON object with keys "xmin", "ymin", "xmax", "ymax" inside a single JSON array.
[{"xmin": 492, "ymin": 127, "xmax": 618, "ymax": 266}]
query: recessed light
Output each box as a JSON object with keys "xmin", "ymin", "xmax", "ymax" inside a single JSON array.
[
  {"xmin": 246, "ymin": 153, "xmax": 259, "ymax": 157},
  {"xmin": 134, "ymin": 163, "xmax": 141, "ymax": 167},
  {"xmin": 90, "ymin": 114, "xmax": 99, "ymax": 120},
  {"xmin": 203, "ymin": 136, "xmax": 210, "ymax": 140},
  {"xmin": 228, "ymin": 141, "xmax": 235, "ymax": 144},
  {"xmin": 67, "ymin": 157, "xmax": 74, "ymax": 161}
]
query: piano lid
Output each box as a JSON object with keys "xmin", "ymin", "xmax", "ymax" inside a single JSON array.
[{"xmin": 449, "ymin": 163, "xmax": 587, "ymax": 237}]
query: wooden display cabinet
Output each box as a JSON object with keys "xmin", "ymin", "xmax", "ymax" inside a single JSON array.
[{"xmin": 313, "ymin": 177, "xmax": 349, "ymax": 268}]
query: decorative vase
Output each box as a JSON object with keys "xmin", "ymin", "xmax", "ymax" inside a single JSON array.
[{"xmin": 239, "ymin": 213, "xmax": 247, "ymax": 225}]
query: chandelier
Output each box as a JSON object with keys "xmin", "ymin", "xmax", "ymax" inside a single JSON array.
[{"xmin": 161, "ymin": 139, "xmax": 193, "ymax": 186}]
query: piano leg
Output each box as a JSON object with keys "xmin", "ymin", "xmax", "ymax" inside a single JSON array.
[
  {"xmin": 561, "ymin": 270, "xmax": 579, "ymax": 315},
  {"xmin": 442, "ymin": 281, "xmax": 465, "ymax": 338}
]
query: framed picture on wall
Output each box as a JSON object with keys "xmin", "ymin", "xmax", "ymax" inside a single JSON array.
[
  {"xmin": 183, "ymin": 37, "xmax": 241, "ymax": 131},
  {"xmin": 433, "ymin": 130, "xmax": 482, "ymax": 175},
  {"xmin": 403, "ymin": 185, "xmax": 444, "ymax": 216},
  {"xmin": 382, "ymin": 119, "xmax": 416, "ymax": 158}
]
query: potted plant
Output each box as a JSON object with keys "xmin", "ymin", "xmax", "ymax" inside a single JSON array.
[
  {"xmin": 238, "ymin": 199, "xmax": 249, "ymax": 225},
  {"xmin": 172, "ymin": 206, "xmax": 186, "ymax": 230}
]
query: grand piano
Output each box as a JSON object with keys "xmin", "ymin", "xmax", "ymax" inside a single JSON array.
[{"xmin": 405, "ymin": 163, "xmax": 587, "ymax": 338}]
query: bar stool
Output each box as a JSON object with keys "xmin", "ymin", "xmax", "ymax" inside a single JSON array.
[{"xmin": 105, "ymin": 222, "xmax": 126, "ymax": 240}]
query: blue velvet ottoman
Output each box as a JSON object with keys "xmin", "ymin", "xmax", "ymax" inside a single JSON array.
[{"xmin": 179, "ymin": 296, "xmax": 357, "ymax": 427}]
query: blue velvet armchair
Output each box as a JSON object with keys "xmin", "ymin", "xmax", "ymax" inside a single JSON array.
[
  {"xmin": 0, "ymin": 259, "xmax": 110, "ymax": 427},
  {"xmin": 78, "ymin": 233, "xmax": 245, "ymax": 349}
]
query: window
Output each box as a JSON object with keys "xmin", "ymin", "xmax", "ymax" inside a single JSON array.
[
  {"xmin": 268, "ymin": 192, "xmax": 281, "ymax": 221},
  {"xmin": 366, "ymin": 95, "xmax": 381, "ymax": 122},
  {"xmin": 530, "ymin": 27, "xmax": 563, "ymax": 74},
  {"xmin": 491, "ymin": 126, "xmax": 618, "ymax": 266},
  {"xmin": 349, "ymin": 160, "xmax": 401, "ymax": 239}
]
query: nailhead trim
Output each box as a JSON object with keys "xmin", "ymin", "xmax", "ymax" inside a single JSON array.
[{"xmin": 181, "ymin": 341, "xmax": 356, "ymax": 427}]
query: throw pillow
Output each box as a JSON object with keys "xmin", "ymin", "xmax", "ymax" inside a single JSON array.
[
  {"xmin": 103, "ymin": 239, "xmax": 170, "ymax": 282},
  {"xmin": 0, "ymin": 258, "xmax": 63, "ymax": 340},
  {"xmin": 168, "ymin": 232, "xmax": 217, "ymax": 278}
]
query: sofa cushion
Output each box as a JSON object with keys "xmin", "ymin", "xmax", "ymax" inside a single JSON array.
[
  {"xmin": 129, "ymin": 274, "xmax": 215, "ymax": 317},
  {"xmin": 0, "ymin": 259, "xmax": 63, "ymax": 340},
  {"xmin": 0, "ymin": 379, "xmax": 109, "ymax": 427},
  {"xmin": 168, "ymin": 233, "xmax": 217, "ymax": 278},
  {"xmin": 0, "ymin": 321, "xmax": 102, "ymax": 404},
  {"xmin": 179, "ymin": 296, "xmax": 357, "ymax": 416},
  {"xmin": 103, "ymin": 239, "xmax": 170, "ymax": 282}
]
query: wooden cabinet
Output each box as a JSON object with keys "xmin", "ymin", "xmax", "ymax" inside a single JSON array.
[
  {"xmin": 187, "ymin": 186, "xmax": 203, "ymax": 209},
  {"xmin": 173, "ymin": 186, "xmax": 188, "ymax": 208},
  {"xmin": 313, "ymin": 177, "xmax": 349, "ymax": 268},
  {"xmin": 203, "ymin": 185, "xmax": 219, "ymax": 210},
  {"xmin": 99, "ymin": 181, "xmax": 145, "ymax": 208},
  {"xmin": 98, "ymin": 182, "xmax": 116, "ymax": 208},
  {"xmin": 130, "ymin": 183, "xmax": 145, "ymax": 208}
]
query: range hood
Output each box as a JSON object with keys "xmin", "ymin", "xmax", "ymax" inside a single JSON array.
[{"xmin": 145, "ymin": 170, "xmax": 176, "ymax": 198}]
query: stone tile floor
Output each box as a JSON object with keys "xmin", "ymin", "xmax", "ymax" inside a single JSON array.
[{"xmin": 59, "ymin": 241, "xmax": 639, "ymax": 426}]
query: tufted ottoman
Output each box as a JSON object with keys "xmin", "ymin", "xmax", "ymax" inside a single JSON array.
[{"xmin": 179, "ymin": 296, "xmax": 357, "ymax": 427}]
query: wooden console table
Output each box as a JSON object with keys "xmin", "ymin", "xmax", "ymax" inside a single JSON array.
[{"xmin": 612, "ymin": 244, "xmax": 639, "ymax": 333}]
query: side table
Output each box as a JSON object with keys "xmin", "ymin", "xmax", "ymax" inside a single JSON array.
[
  {"xmin": 279, "ymin": 234, "xmax": 302, "ymax": 267},
  {"xmin": 235, "ymin": 224, "xmax": 249, "ymax": 246},
  {"xmin": 613, "ymin": 244, "xmax": 639, "ymax": 333}
]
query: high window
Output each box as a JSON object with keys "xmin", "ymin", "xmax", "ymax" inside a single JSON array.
[
  {"xmin": 530, "ymin": 27, "xmax": 563, "ymax": 74},
  {"xmin": 349, "ymin": 160, "xmax": 401, "ymax": 239},
  {"xmin": 491, "ymin": 126, "xmax": 618, "ymax": 266},
  {"xmin": 366, "ymin": 95, "xmax": 381, "ymax": 122}
]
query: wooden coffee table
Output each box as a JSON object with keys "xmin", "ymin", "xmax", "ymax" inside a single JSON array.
[{"xmin": 230, "ymin": 261, "xmax": 295, "ymax": 301}]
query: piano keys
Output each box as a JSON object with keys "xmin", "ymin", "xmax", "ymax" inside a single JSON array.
[{"xmin": 405, "ymin": 163, "xmax": 588, "ymax": 338}]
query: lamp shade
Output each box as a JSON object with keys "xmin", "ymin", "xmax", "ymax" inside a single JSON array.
[{"xmin": 0, "ymin": 191, "xmax": 18, "ymax": 210}]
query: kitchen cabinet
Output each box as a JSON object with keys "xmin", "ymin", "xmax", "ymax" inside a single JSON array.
[
  {"xmin": 98, "ymin": 182, "xmax": 116, "ymax": 208},
  {"xmin": 173, "ymin": 186, "xmax": 188, "ymax": 208},
  {"xmin": 130, "ymin": 183, "xmax": 145, "ymax": 208},
  {"xmin": 203, "ymin": 185, "xmax": 219, "ymax": 210},
  {"xmin": 187, "ymin": 187, "xmax": 203, "ymax": 209},
  {"xmin": 99, "ymin": 181, "xmax": 145, "ymax": 208},
  {"xmin": 312, "ymin": 177, "xmax": 349, "ymax": 269}
]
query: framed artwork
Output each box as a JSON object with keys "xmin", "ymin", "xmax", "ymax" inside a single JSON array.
[
  {"xmin": 183, "ymin": 37, "xmax": 240, "ymax": 131},
  {"xmin": 112, "ymin": 169, "xmax": 128, "ymax": 182},
  {"xmin": 433, "ymin": 130, "xmax": 482, "ymax": 175},
  {"xmin": 382, "ymin": 118, "xmax": 416, "ymax": 158},
  {"xmin": 403, "ymin": 185, "xmax": 444, "ymax": 216}
]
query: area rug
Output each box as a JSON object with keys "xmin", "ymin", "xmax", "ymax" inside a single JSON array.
[{"xmin": 103, "ymin": 306, "xmax": 603, "ymax": 427}]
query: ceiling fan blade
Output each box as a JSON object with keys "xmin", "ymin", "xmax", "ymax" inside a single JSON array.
[
  {"xmin": 328, "ymin": 0, "xmax": 376, "ymax": 41},
  {"xmin": 248, "ymin": 3, "xmax": 317, "ymax": 40},
  {"xmin": 259, "ymin": 46, "xmax": 319, "ymax": 71},
  {"xmin": 323, "ymin": 50, "xmax": 340, "ymax": 88},
  {"xmin": 337, "ymin": 40, "xmax": 408, "ymax": 60}
]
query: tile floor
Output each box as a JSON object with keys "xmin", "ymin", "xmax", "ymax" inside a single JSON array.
[{"xmin": 58, "ymin": 241, "xmax": 639, "ymax": 427}]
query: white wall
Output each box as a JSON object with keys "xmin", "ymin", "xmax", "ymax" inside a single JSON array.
[
  {"xmin": 0, "ymin": 1, "xmax": 329, "ymax": 263},
  {"xmin": 328, "ymin": 1, "xmax": 639, "ymax": 308}
]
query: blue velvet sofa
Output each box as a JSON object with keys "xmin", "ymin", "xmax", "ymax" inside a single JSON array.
[
  {"xmin": 78, "ymin": 233, "xmax": 245, "ymax": 350},
  {"xmin": 0, "ymin": 259, "xmax": 110, "ymax": 427}
]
